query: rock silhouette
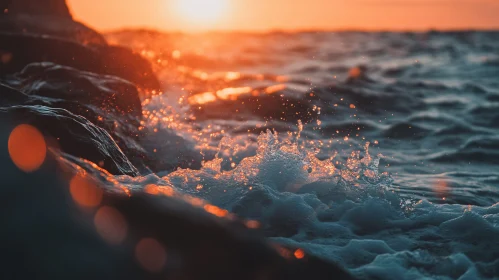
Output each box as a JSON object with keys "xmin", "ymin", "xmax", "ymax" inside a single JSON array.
[
  {"xmin": 9, "ymin": 62, "xmax": 143, "ymax": 120},
  {"xmin": 0, "ymin": 127, "xmax": 356, "ymax": 279},
  {"xmin": 0, "ymin": 102, "xmax": 139, "ymax": 176},
  {"xmin": 0, "ymin": 0, "xmax": 159, "ymax": 89},
  {"xmin": 1, "ymin": 0, "xmax": 72, "ymax": 18}
]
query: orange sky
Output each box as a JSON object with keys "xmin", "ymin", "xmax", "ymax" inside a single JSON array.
[{"xmin": 67, "ymin": 0, "xmax": 499, "ymax": 32}]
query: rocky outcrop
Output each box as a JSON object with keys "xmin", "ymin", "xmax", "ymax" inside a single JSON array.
[
  {"xmin": 1, "ymin": 0, "xmax": 72, "ymax": 18},
  {"xmin": 0, "ymin": 1, "xmax": 163, "ymax": 174},
  {"xmin": 0, "ymin": 32, "xmax": 160, "ymax": 89},
  {"xmin": 10, "ymin": 62, "xmax": 143, "ymax": 120},
  {"xmin": 0, "ymin": 66, "xmax": 147, "ymax": 175},
  {"xmin": 0, "ymin": 15, "xmax": 108, "ymax": 45},
  {"xmin": 0, "ymin": 103, "xmax": 139, "ymax": 175},
  {"xmin": 0, "ymin": 0, "xmax": 106, "ymax": 45},
  {"xmin": 98, "ymin": 45, "xmax": 160, "ymax": 90},
  {"xmin": 0, "ymin": 64, "xmax": 200, "ymax": 174},
  {"xmin": 0, "ymin": 0, "xmax": 160, "ymax": 89},
  {"xmin": 0, "ymin": 127, "xmax": 356, "ymax": 279}
]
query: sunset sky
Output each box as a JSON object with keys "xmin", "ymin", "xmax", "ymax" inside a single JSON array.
[{"xmin": 67, "ymin": 0, "xmax": 499, "ymax": 32}]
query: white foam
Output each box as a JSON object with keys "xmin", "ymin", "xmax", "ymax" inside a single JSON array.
[{"xmin": 102, "ymin": 129, "xmax": 499, "ymax": 279}]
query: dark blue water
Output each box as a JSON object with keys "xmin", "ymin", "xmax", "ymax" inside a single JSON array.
[{"xmin": 72, "ymin": 31, "xmax": 499, "ymax": 279}]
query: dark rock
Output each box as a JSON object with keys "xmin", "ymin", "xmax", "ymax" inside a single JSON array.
[
  {"xmin": 1, "ymin": 64, "xmax": 145, "ymax": 168},
  {"xmin": 98, "ymin": 45, "xmax": 160, "ymax": 91},
  {"xmin": 0, "ymin": 125, "xmax": 356, "ymax": 279},
  {"xmin": 0, "ymin": 0, "xmax": 106, "ymax": 45},
  {"xmin": 1, "ymin": 74, "xmax": 192, "ymax": 174},
  {"xmin": 0, "ymin": 33, "xmax": 102, "ymax": 73},
  {"xmin": 0, "ymin": 134, "xmax": 142, "ymax": 280},
  {"xmin": 0, "ymin": 1, "xmax": 186, "ymax": 173},
  {"xmin": 1, "ymin": 0, "xmax": 72, "ymax": 18},
  {"xmin": 0, "ymin": 104, "xmax": 139, "ymax": 176},
  {"xmin": 111, "ymin": 192, "xmax": 356, "ymax": 280},
  {"xmin": 9, "ymin": 62, "xmax": 142, "ymax": 120},
  {"xmin": 0, "ymin": 32, "xmax": 160, "ymax": 89},
  {"xmin": 0, "ymin": 15, "xmax": 107, "ymax": 45},
  {"xmin": 0, "ymin": 0, "xmax": 160, "ymax": 89}
]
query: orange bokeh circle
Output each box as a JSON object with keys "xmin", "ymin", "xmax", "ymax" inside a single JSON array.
[
  {"xmin": 8, "ymin": 124, "xmax": 47, "ymax": 172},
  {"xmin": 70, "ymin": 175, "xmax": 103, "ymax": 207},
  {"xmin": 135, "ymin": 238, "xmax": 167, "ymax": 273}
]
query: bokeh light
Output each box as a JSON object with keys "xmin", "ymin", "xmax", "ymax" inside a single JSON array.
[
  {"xmin": 245, "ymin": 220, "xmax": 261, "ymax": 229},
  {"xmin": 70, "ymin": 174, "xmax": 103, "ymax": 207},
  {"xmin": 203, "ymin": 204, "xmax": 228, "ymax": 218},
  {"xmin": 94, "ymin": 206, "xmax": 128, "ymax": 245},
  {"xmin": 8, "ymin": 124, "xmax": 47, "ymax": 172},
  {"xmin": 434, "ymin": 178, "xmax": 450, "ymax": 200},
  {"xmin": 135, "ymin": 238, "xmax": 167, "ymax": 273},
  {"xmin": 294, "ymin": 249, "xmax": 305, "ymax": 259}
]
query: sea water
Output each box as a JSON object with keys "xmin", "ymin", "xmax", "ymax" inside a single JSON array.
[{"xmin": 73, "ymin": 31, "xmax": 499, "ymax": 279}]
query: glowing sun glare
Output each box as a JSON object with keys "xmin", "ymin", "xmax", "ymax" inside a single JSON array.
[{"xmin": 174, "ymin": 0, "xmax": 228, "ymax": 24}]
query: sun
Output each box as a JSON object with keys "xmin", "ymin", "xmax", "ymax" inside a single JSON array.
[{"xmin": 174, "ymin": 0, "xmax": 229, "ymax": 24}]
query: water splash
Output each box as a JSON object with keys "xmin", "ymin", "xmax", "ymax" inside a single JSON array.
[{"xmin": 96, "ymin": 30, "xmax": 499, "ymax": 279}]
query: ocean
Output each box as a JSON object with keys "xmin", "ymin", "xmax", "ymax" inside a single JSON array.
[
  {"xmin": 10, "ymin": 30, "xmax": 499, "ymax": 279},
  {"xmin": 89, "ymin": 30, "xmax": 499, "ymax": 279}
]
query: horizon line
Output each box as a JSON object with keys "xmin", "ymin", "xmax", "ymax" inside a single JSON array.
[{"xmin": 101, "ymin": 25, "xmax": 499, "ymax": 35}]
